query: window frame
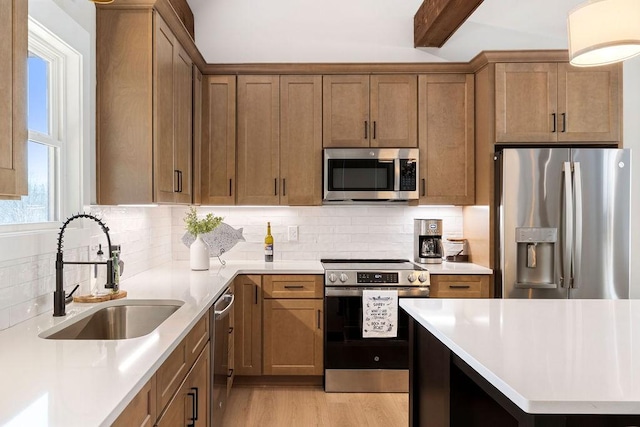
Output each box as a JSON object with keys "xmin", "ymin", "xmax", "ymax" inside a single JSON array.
[{"xmin": 0, "ymin": 16, "xmax": 84, "ymax": 234}]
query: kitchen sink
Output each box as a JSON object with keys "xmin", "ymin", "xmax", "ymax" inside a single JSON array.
[{"xmin": 40, "ymin": 299, "xmax": 184, "ymax": 340}]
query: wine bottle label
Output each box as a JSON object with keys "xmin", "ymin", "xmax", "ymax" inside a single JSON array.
[{"xmin": 265, "ymin": 244, "xmax": 273, "ymax": 255}]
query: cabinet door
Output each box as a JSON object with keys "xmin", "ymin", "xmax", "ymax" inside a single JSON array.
[
  {"xmin": 280, "ymin": 75, "xmax": 323, "ymax": 206},
  {"xmin": 192, "ymin": 66, "xmax": 202, "ymax": 205},
  {"xmin": 234, "ymin": 275, "xmax": 263, "ymax": 375},
  {"xmin": 202, "ymin": 75, "xmax": 236, "ymax": 205},
  {"xmin": 495, "ymin": 63, "xmax": 558, "ymax": 143},
  {"xmin": 112, "ymin": 377, "xmax": 156, "ymax": 427},
  {"xmin": 237, "ymin": 76, "xmax": 280, "ymax": 205},
  {"xmin": 418, "ymin": 74, "xmax": 475, "ymax": 205},
  {"xmin": 322, "ymin": 75, "xmax": 369, "ymax": 148},
  {"xmin": 173, "ymin": 43, "xmax": 193, "ymax": 204},
  {"xmin": 370, "ymin": 75, "xmax": 418, "ymax": 148},
  {"xmin": 430, "ymin": 275, "xmax": 490, "ymax": 298},
  {"xmin": 157, "ymin": 345, "xmax": 209, "ymax": 427},
  {"xmin": 557, "ymin": 63, "xmax": 620, "ymax": 143},
  {"xmin": 97, "ymin": 8, "xmax": 154, "ymax": 205},
  {"xmin": 0, "ymin": 0, "xmax": 27, "ymax": 198},
  {"xmin": 154, "ymin": 13, "xmax": 178, "ymax": 203},
  {"xmin": 263, "ymin": 299, "xmax": 323, "ymax": 375},
  {"xmin": 188, "ymin": 343, "xmax": 210, "ymax": 427}
]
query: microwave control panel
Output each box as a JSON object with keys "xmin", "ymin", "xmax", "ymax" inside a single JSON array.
[{"xmin": 399, "ymin": 159, "xmax": 417, "ymax": 191}]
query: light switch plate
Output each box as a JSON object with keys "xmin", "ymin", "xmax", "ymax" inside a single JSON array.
[{"xmin": 288, "ymin": 226, "xmax": 298, "ymax": 242}]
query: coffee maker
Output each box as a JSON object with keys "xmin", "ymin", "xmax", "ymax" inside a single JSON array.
[{"xmin": 414, "ymin": 219, "xmax": 444, "ymax": 264}]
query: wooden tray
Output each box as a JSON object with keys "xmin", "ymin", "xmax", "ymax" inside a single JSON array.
[{"xmin": 73, "ymin": 290, "xmax": 127, "ymax": 303}]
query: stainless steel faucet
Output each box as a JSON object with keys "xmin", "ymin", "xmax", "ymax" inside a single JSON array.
[{"xmin": 54, "ymin": 213, "xmax": 120, "ymax": 317}]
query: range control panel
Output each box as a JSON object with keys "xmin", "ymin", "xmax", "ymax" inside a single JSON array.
[{"xmin": 357, "ymin": 272, "xmax": 399, "ymax": 283}]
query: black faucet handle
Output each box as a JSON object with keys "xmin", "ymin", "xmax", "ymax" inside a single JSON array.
[{"xmin": 64, "ymin": 284, "xmax": 80, "ymax": 304}]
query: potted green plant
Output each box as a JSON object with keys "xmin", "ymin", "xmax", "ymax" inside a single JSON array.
[{"xmin": 184, "ymin": 207, "xmax": 223, "ymax": 270}]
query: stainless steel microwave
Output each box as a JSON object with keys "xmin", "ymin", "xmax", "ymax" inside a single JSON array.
[{"xmin": 323, "ymin": 148, "xmax": 419, "ymax": 202}]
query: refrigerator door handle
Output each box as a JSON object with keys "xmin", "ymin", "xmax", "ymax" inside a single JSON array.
[
  {"xmin": 561, "ymin": 162, "xmax": 573, "ymax": 288},
  {"xmin": 572, "ymin": 162, "xmax": 582, "ymax": 288}
]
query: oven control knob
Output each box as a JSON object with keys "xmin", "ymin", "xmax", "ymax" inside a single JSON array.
[
  {"xmin": 418, "ymin": 273, "xmax": 428, "ymax": 283},
  {"xmin": 339, "ymin": 273, "xmax": 348, "ymax": 283},
  {"xmin": 408, "ymin": 273, "xmax": 417, "ymax": 283},
  {"xmin": 328, "ymin": 273, "xmax": 337, "ymax": 283}
]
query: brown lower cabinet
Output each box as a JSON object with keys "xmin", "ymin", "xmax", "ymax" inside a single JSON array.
[
  {"xmin": 234, "ymin": 274, "xmax": 324, "ymax": 378},
  {"xmin": 112, "ymin": 311, "xmax": 210, "ymax": 427},
  {"xmin": 429, "ymin": 275, "xmax": 491, "ymax": 298}
]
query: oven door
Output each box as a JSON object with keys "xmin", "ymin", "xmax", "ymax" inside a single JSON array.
[{"xmin": 324, "ymin": 286, "xmax": 427, "ymax": 392}]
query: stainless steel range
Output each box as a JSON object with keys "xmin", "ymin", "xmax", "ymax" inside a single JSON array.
[{"xmin": 322, "ymin": 259, "xmax": 429, "ymax": 393}]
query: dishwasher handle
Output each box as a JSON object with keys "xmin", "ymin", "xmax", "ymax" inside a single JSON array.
[{"xmin": 214, "ymin": 292, "xmax": 235, "ymax": 319}]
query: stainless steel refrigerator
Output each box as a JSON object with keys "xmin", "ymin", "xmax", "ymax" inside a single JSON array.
[{"xmin": 497, "ymin": 148, "xmax": 631, "ymax": 299}]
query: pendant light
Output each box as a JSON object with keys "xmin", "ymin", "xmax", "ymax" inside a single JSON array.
[
  {"xmin": 90, "ymin": 0, "xmax": 115, "ymax": 4},
  {"xmin": 568, "ymin": 0, "xmax": 640, "ymax": 67}
]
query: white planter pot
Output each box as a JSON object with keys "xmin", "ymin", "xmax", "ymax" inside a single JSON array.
[{"xmin": 190, "ymin": 235, "xmax": 210, "ymax": 270}]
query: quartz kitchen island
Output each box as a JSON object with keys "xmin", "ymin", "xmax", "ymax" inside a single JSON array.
[{"xmin": 400, "ymin": 299, "xmax": 640, "ymax": 427}]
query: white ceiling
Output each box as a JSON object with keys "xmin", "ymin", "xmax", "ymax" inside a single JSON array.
[{"xmin": 186, "ymin": 0, "xmax": 585, "ymax": 63}]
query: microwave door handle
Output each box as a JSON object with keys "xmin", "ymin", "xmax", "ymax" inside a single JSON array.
[{"xmin": 394, "ymin": 159, "xmax": 400, "ymax": 191}]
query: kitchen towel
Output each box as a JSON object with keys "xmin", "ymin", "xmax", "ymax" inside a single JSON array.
[{"xmin": 362, "ymin": 289, "xmax": 398, "ymax": 338}]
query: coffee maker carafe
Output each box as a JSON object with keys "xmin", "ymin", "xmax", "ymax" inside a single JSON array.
[{"xmin": 414, "ymin": 219, "xmax": 444, "ymax": 264}]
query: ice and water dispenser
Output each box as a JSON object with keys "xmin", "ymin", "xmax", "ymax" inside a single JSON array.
[{"xmin": 515, "ymin": 227, "xmax": 557, "ymax": 288}]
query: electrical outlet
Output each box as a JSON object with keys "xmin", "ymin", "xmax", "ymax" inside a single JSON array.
[{"xmin": 288, "ymin": 226, "xmax": 299, "ymax": 242}]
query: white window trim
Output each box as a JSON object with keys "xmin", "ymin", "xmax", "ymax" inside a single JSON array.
[{"xmin": 0, "ymin": 6, "xmax": 92, "ymax": 259}]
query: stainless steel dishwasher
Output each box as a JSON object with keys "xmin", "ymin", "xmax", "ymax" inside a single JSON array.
[{"xmin": 211, "ymin": 287, "xmax": 234, "ymax": 425}]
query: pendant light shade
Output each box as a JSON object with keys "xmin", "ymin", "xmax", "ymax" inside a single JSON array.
[{"xmin": 568, "ymin": 0, "xmax": 640, "ymax": 67}]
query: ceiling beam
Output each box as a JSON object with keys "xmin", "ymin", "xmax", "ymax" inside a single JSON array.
[{"xmin": 414, "ymin": 0, "xmax": 485, "ymax": 47}]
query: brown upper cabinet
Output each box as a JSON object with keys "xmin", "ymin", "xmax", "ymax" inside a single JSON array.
[
  {"xmin": 236, "ymin": 75, "xmax": 322, "ymax": 206},
  {"xmin": 0, "ymin": 0, "xmax": 27, "ymax": 199},
  {"xmin": 495, "ymin": 62, "xmax": 621, "ymax": 143},
  {"xmin": 418, "ymin": 74, "xmax": 475, "ymax": 205},
  {"xmin": 97, "ymin": 9, "xmax": 193, "ymax": 204},
  {"xmin": 201, "ymin": 75, "xmax": 236, "ymax": 205},
  {"xmin": 323, "ymin": 75, "xmax": 418, "ymax": 148}
]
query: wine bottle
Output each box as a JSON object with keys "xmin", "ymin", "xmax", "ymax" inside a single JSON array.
[{"xmin": 264, "ymin": 222, "xmax": 274, "ymax": 262}]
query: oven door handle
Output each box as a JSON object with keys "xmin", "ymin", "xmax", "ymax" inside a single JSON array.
[{"xmin": 325, "ymin": 287, "xmax": 430, "ymax": 297}]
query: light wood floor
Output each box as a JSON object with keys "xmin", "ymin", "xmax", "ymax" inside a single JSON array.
[{"xmin": 221, "ymin": 386, "xmax": 408, "ymax": 426}]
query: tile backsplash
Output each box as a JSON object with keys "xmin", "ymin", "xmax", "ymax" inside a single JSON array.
[{"xmin": 172, "ymin": 205, "xmax": 463, "ymax": 262}]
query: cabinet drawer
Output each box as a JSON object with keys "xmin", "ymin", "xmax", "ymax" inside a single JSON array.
[
  {"xmin": 263, "ymin": 275, "xmax": 323, "ymax": 299},
  {"xmin": 186, "ymin": 314, "xmax": 209, "ymax": 368},
  {"xmin": 430, "ymin": 275, "xmax": 490, "ymax": 298}
]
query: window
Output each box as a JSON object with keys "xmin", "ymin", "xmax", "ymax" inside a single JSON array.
[{"xmin": 0, "ymin": 17, "xmax": 83, "ymax": 228}]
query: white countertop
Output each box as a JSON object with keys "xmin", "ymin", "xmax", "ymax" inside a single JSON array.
[
  {"xmin": 400, "ymin": 298, "xmax": 640, "ymax": 415},
  {"xmin": 0, "ymin": 260, "xmax": 323, "ymax": 427},
  {"xmin": 423, "ymin": 261, "xmax": 492, "ymax": 275}
]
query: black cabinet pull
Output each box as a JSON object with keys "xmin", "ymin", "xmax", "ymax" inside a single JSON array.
[
  {"xmin": 254, "ymin": 285, "xmax": 258, "ymax": 305},
  {"xmin": 284, "ymin": 285, "xmax": 304, "ymax": 289},
  {"xmin": 228, "ymin": 326, "xmax": 234, "ymax": 334},
  {"xmin": 179, "ymin": 170, "xmax": 183, "ymax": 193},
  {"xmin": 227, "ymin": 368, "xmax": 234, "ymax": 378},
  {"xmin": 192, "ymin": 387, "xmax": 199, "ymax": 421},
  {"xmin": 274, "ymin": 178, "xmax": 278, "ymax": 196},
  {"xmin": 187, "ymin": 388, "xmax": 197, "ymax": 426},
  {"xmin": 551, "ymin": 113, "xmax": 557, "ymax": 133},
  {"xmin": 282, "ymin": 178, "xmax": 286, "ymax": 196},
  {"xmin": 364, "ymin": 121, "xmax": 368, "ymax": 139},
  {"xmin": 373, "ymin": 121, "xmax": 376, "ymax": 139},
  {"xmin": 561, "ymin": 113, "xmax": 566, "ymax": 133},
  {"xmin": 421, "ymin": 178, "xmax": 425, "ymax": 197},
  {"xmin": 229, "ymin": 178, "xmax": 232, "ymax": 196},
  {"xmin": 449, "ymin": 284, "xmax": 471, "ymax": 289},
  {"xmin": 174, "ymin": 170, "xmax": 180, "ymax": 192},
  {"xmin": 317, "ymin": 309, "xmax": 321, "ymax": 329}
]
